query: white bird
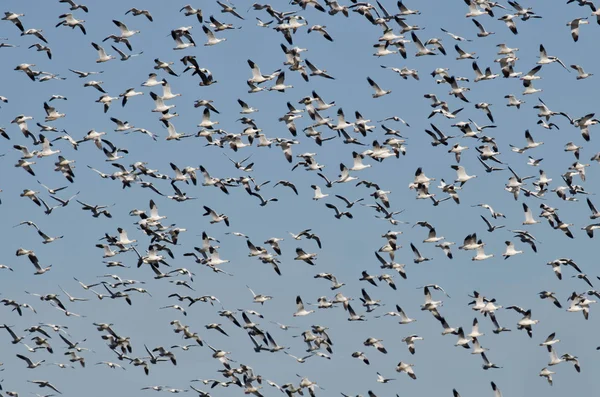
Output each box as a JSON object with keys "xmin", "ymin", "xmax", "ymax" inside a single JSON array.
[
  {"xmin": 367, "ymin": 77, "xmax": 391, "ymax": 98},
  {"xmin": 522, "ymin": 203, "xmax": 540, "ymax": 225},
  {"xmin": 56, "ymin": 13, "xmax": 86, "ymax": 34},
  {"xmin": 311, "ymin": 185, "xmax": 328, "ymax": 200},
  {"xmin": 202, "ymin": 25, "xmax": 226, "ymax": 46},
  {"xmin": 451, "ymin": 165, "xmax": 477, "ymax": 186},
  {"xmin": 567, "ymin": 17, "xmax": 588, "ymax": 42},
  {"xmin": 293, "ymin": 296, "xmax": 315, "ymax": 316},
  {"xmin": 503, "ymin": 241, "xmax": 523, "ymax": 259},
  {"xmin": 91, "ymin": 42, "xmax": 115, "ymax": 63},
  {"xmin": 269, "ymin": 72, "xmax": 293, "ymax": 92},
  {"xmin": 113, "ymin": 20, "xmax": 140, "ymax": 38},
  {"xmin": 571, "ymin": 64, "xmax": 593, "ymax": 80}
]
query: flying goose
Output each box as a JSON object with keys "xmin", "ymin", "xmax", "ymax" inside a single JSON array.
[
  {"xmin": 180, "ymin": 5, "xmax": 203, "ymax": 22},
  {"xmin": 294, "ymin": 248, "xmax": 316, "ymax": 265},
  {"xmin": 91, "ymin": 42, "xmax": 115, "ymax": 63},
  {"xmin": 451, "ymin": 165, "xmax": 477, "ymax": 185},
  {"xmin": 567, "ymin": 17, "xmax": 588, "ymax": 41},
  {"xmin": 498, "ymin": 14, "xmax": 518, "ymax": 35},
  {"xmin": 570, "ymin": 64, "xmax": 593, "ymax": 79},
  {"xmin": 202, "ymin": 25, "xmax": 226, "ymax": 46},
  {"xmin": 537, "ymin": 44, "xmax": 569, "ymax": 71},
  {"xmin": 293, "ymin": 296, "xmax": 314, "ymax": 316},
  {"xmin": 28, "ymin": 380, "xmax": 62, "ymax": 394},
  {"xmin": 216, "ymin": 1, "xmax": 244, "ymax": 19},
  {"xmin": 269, "ymin": 72, "xmax": 293, "ymax": 92},
  {"xmin": 111, "ymin": 45, "xmax": 143, "ymax": 61},
  {"xmin": 2, "ymin": 12, "xmax": 25, "ymax": 31},
  {"xmin": 125, "ymin": 7, "xmax": 153, "ymax": 21},
  {"xmin": 305, "ymin": 59, "xmax": 335, "ymax": 79},
  {"xmin": 16, "ymin": 354, "xmax": 45, "ymax": 368},
  {"xmin": 325, "ymin": 203, "xmax": 353, "ymax": 219},
  {"xmin": 56, "ymin": 13, "xmax": 86, "ymax": 34},
  {"xmin": 472, "ymin": 19, "xmax": 494, "ymax": 36},
  {"xmin": 395, "ymin": 362, "xmax": 416, "ymax": 379}
]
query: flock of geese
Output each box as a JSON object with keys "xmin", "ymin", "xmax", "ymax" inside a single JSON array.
[{"xmin": 1, "ymin": 0, "xmax": 600, "ymax": 396}]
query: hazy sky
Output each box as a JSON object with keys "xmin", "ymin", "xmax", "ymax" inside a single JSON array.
[{"xmin": 0, "ymin": 0, "xmax": 599, "ymax": 396}]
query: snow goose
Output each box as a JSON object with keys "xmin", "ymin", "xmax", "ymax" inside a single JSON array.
[
  {"xmin": 14, "ymin": 63, "xmax": 38, "ymax": 81},
  {"xmin": 561, "ymin": 353, "xmax": 581, "ymax": 372},
  {"xmin": 480, "ymin": 215, "xmax": 504, "ymax": 233},
  {"xmin": 471, "ymin": 337, "xmax": 488, "ymax": 355},
  {"xmin": 455, "ymin": 44, "xmax": 476, "ymax": 60},
  {"xmin": 112, "ymin": 20, "xmax": 140, "ymax": 38},
  {"xmin": 202, "ymin": 25, "xmax": 226, "ymax": 46},
  {"xmin": 43, "ymin": 102, "xmax": 64, "ymax": 122},
  {"xmin": 111, "ymin": 45, "xmax": 143, "ymax": 61},
  {"xmin": 37, "ymin": 134, "xmax": 60, "ymax": 158},
  {"xmin": 125, "ymin": 8, "xmax": 153, "ymax": 21},
  {"xmin": 451, "ymin": 165, "xmax": 476, "ymax": 186},
  {"xmin": 305, "ymin": 59, "xmax": 334, "ymax": 79},
  {"xmin": 237, "ymin": 99, "xmax": 258, "ymax": 114},
  {"xmin": 568, "ymin": 17, "xmax": 588, "ymax": 41},
  {"xmin": 537, "ymin": 44, "xmax": 569, "ymax": 71},
  {"xmin": 325, "ymin": 203, "xmax": 352, "ymax": 219},
  {"xmin": 373, "ymin": 42, "xmax": 398, "ymax": 57},
  {"xmin": 472, "ymin": 19, "xmax": 494, "ymax": 36},
  {"xmin": 142, "ymin": 73, "xmax": 165, "ymax": 87},
  {"xmin": 56, "ymin": 13, "xmax": 86, "ymax": 34},
  {"xmin": 401, "ymin": 335, "xmax": 423, "ymax": 354},
  {"xmin": 498, "ymin": 14, "xmax": 518, "ymax": 35},
  {"xmin": 154, "ymin": 58, "xmax": 178, "ymax": 76},
  {"xmin": 91, "ymin": 42, "xmax": 114, "ymax": 63},
  {"xmin": 481, "ymin": 352, "xmax": 501, "ymax": 369},
  {"xmin": 364, "ymin": 337, "xmax": 387, "ymax": 353},
  {"xmin": 2, "ymin": 12, "xmax": 25, "ymax": 31},
  {"xmin": 349, "ymin": 151, "xmax": 371, "ymax": 171},
  {"xmin": 440, "ymin": 28, "xmax": 470, "ymax": 42},
  {"xmin": 409, "ymin": 243, "xmax": 430, "ymax": 264},
  {"xmin": 411, "ymin": 32, "xmax": 435, "ymax": 56},
  {"xmin": 464, "ymin": 0, "xmax": 492, "ymax": 18},
  {"xmin": 522, "ymin": 203, "xmax": 539, "ymax": 225},
  {"xmin": 311, "ymin": 185, "xmax": 328, "ymax": 200},
  {"xmin": 119, "ymin": 88, "xmax": 143, "ymax": 106},
  {"xmin": 293, "ymin": 296, "xmax": 314, "ymax": 316},
  {"xmin": 247, "ymin": 59, "xmax": 279, "ymax": 84},
  {"xmin": 467, "ymin": 318, "xmax": 484, "ymax": 339},
  {"xmin": 256, "ymin": 18, "xmax": 272, "ymax": 27},
  {"xmin": 395, "ymin": 362, "xmax": 416, "ymax": 379},
  {"xmin": 216, "ymin": 0, "xmax": 244, "ymax": 19},
  {"xmin": 307, "ymin": 25, "xmax": 333, "ymax": 41},
  {"xmin": 454, "ymin": 327, "xmax": 470, "ymax": 348},
  {"xmin": 180, "ymin": 5, "xmax": 203, "ymax": 22},
  {"xmin": 397, "ymin": 1, "xmax": 420, "ymax": 15},
  {"xmin": 202, "ymin": 206, "xmax": 229, "ymax": 226},
  {"xmin": 359, "ymin": 288, "xmax": 381, "ymax": 310},
  {"xmin": 523, "ymin": 80, "xmax": 542, "ymax": 95},
  {"xmin": 539, "ymin": 367, "xmax": 554, "ymax": 385},
  {"xmin": 150, "ymin": 92, "xmax": 175, "ymax": 113},
  {"xmin": 420, "ymin": 287, "xmax": 442, "ymax": 311},
  {"xmin": 504, "ymin": 94, "xmax": 525, "ymax": 108},
  {"xmin": 21, "ymin": 28, "xmax": 48, "ymax": 44},
  {"xmin": 444, "ymin": 76, "xmax": 470, "ymax": 102},
  {"xmin": 366, "ymin": 77, "xmax": 391, "ymax": 98},
  {"xmin": 570, "ymin": 64, "xmax": 593, "ymax": 79},
  {"xmin": 269, "ymin": 72, "xmax": 293, "ymax": 92},
  {"xmin": 28, "ymin": 380, "xmax": 62, "ymax": 394},
  {"xmin": 502, "ymin": 241, "xmax": 523, "ymax": 259},
  {"xmin": 294, "ymin": 248, "xmax": 316, "ymax": 265}
]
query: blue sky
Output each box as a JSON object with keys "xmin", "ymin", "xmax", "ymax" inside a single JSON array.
[{"xmin": 1, "ymin": 0, "xmax": 599, "ymax": 396}]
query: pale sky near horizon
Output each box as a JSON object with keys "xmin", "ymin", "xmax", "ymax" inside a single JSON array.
[{"xmin": 0, "ymin": 1, "xmax": 599, "ymax": 396}]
